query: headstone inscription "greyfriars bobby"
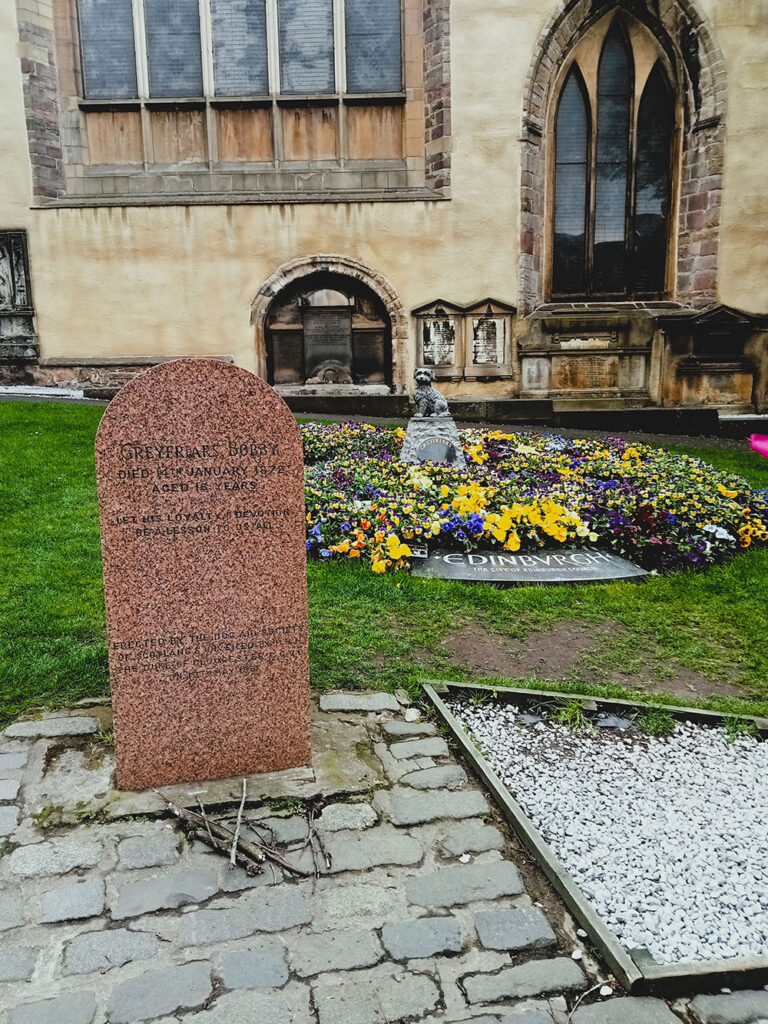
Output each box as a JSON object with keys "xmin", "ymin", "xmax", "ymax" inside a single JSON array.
[
  {"xmin": 95, "ymin": 359, "xmax": 310, "ymax": 790},
  {"xmin": 412, "ymin": 549, "xmax": 648, "ymax": 585}
]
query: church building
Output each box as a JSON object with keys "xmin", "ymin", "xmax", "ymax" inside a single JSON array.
[{"xmin": 1, "ymin": 0, "xmax": 767, "ymax": 419}]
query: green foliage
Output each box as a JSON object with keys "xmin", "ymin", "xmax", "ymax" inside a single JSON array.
[
  {"xmin": 265, "ymin": 797, "xmax": 305, "ymax": 815},
  {"xmin": 553, "ymin": 698, "xmax": 592, "ymax": 731},
  {"xmin": 468, "ymin": 691, "xmax": 491, "ymax": 708},
  {"xmin": 722, "ymin": 715, "xmax": 758, "ymax": 744},
  {"xmin": 638, "ymin": 707, "xmax": 677, "ymax": 737}
]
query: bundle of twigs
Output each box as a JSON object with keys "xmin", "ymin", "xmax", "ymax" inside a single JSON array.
[{"xmin": 159, "ymin": 780, "xmax": 331, "ymax": 879}]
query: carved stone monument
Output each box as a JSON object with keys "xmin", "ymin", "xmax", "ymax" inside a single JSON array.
[
  {"xmin": 400, "ymin": 367, "xmax": 466, "ymax": 468},
  {"xmin": 95, "ymin": 359, "xmax": 310, "ymax": 790}
]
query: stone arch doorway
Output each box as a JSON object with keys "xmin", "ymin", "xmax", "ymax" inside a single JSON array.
[{"xmin": 251, "ymin": 256, "xmax": 408, "ymax": 392}]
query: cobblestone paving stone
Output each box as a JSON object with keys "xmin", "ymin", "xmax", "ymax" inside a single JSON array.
[
  {"xmin": 318, "ymin": 801, "xmax": 377, "ymax": 831},
  {"xmin": 116, "ymin": 833, "xmax": 180, "ymax": 871},
  {"xmin": 218, "ymin": 943, "xmax": 289, "ymax": 989},
  {"xmin": 474, "ymin": 907, "xmax": 557, "ymax": 953},
  {"xmin": 571, "ymin": 996, "xmax": 681, "ymax": 1022},
  {"xmin": 0, "ymin": 696, "xmax": 763, "ymax": 1023}
]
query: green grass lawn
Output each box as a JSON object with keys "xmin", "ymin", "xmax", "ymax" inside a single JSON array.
[{"xmin": 2, "ymin": 400, "xmax": 768, "ymax": 726}]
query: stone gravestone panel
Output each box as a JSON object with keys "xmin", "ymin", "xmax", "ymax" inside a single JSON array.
[
  {"xmin": 472, "ymin": 318, "xmax": 504, "ymax": 365},
  {"xmin": 95, "ymin": 359, "xmax": 310, "ymax": 790},
  {"xmin": 412, "ymin": 549, "xmax": 647, "ymax": 585},
  {"xmin": 303, "ymin": 308, "xmax": 352, "ymax": 378}
]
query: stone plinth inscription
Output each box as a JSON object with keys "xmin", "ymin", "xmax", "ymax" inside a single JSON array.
[
  {"xmin": 400, "ymin": 415, "xmax": 467, "ymax": 469},
  {"xmin": 95, "ymin": 359, "xmax": 310, "ymax": 790}
]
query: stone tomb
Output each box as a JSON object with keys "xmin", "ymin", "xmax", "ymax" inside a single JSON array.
[
  {"xmin": 95, "ymin": 359, "xmax": 310, "ymax": 789},
  {"xmin": 412, "ymin": 548, "xmax": 648, "ymax": 585}
]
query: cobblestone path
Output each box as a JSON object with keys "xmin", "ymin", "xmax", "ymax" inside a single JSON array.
[{"xmin": 0, "ymin": 693, "xmax": 766, "ymax": 1024}]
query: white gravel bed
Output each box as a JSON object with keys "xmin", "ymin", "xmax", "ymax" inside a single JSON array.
[{"xmin": 448, "ymin": 698, "xmax": 768, "ymax": 965}]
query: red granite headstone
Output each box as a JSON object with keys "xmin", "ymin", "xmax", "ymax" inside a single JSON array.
[{"xmin": 95, "ymin": 359, "xmax": 310, "ymax": 789}]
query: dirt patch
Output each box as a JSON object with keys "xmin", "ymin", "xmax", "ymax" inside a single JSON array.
[
  {"xmin": 443, "ymin": 620, "xmax": 742, "ymax": 703},
  {"xmin": 411, "ymin": 647, "xmax": 433, "ymax": 665},
  {"xmin": 444, "ymin": 621, "xmax": 605, "ymax": 680},
  {"xmin": 610, "ymin": 666, "xmax": 743, "ymax": 702}
]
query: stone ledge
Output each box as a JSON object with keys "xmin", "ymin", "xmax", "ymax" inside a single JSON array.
[
  {"xmin": 319, "ymin": 693, "xmax": 401, "ymax": 713},
  {"xmin": 33, "ymin": 188, "xmax": 448, "ymax": 209}
]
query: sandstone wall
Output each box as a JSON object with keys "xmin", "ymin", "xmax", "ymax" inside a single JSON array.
[{"xmin": 0, "ymin": 0, "xmax": 766, "ymax": 389}]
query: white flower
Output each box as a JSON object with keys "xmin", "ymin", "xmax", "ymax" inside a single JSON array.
[{"xmin": 702, "ymin": 523, "xmax": 734, "ymax": 541}]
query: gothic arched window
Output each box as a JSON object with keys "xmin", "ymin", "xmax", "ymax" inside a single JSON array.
[{"xmin": 551, "ymin": 17, "xmax": 677, "ymax": 300}]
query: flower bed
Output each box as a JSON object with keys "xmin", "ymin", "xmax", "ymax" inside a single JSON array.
[{"xmin": 301, "ymin": 423, "xmax": 768, "ymax": 573}]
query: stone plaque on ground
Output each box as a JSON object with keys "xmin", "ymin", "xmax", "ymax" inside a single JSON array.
[
  {"xmin": 412, "ymin": 549, "xmax": 647, "ymax": 585},
  {"xmin": 95, "ymin": 359, "xmax": 310, "ymax": 789}
]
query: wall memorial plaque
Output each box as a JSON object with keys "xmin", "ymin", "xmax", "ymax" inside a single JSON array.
[
  {"xmin": 303, "ymin": 307, "xmax": 353, "ymax": 376},
  {"xmin": 95, "ymin": 359, "xmax": 310, "ymax": 789},
  {"xmin": 472, "ymin": 317, "xmax": 505, "ymax": 365},
  {"xmin": 422, "ymin": 318, "xmax": 456, "ymax": 366},
  {"xmin": 550, "ymin": 354, "xmax": 619, "ymax": 391},
  {"xmin": 412, "ymin": 549, "xmax": 647, "ymax": 585}
]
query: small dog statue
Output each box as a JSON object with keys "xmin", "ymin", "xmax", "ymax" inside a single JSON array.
[{"xmin": 413, "ymin": 367, "xmax": 449, "ymax": 417}]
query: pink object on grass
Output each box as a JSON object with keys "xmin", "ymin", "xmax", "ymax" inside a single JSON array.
[{"xmin": 750, "ymin": 434, "xmax": 768, "ymax": 459}]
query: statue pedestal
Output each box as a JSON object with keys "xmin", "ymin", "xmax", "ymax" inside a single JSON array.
[{"xmin": 400, "ymin": 415, "xmax": 466, "ymax": 468}]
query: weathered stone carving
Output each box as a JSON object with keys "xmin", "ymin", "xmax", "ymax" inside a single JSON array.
[
  {"xmin": 401, "ymin": 368, "xmax": 466, "ymax": 468},
  {"xmin": 412, "ymin": 367, "xmax": 449, "ymax": 417},
  {"xmin": 305, "ymin": 360, "xmax": 354, "ymax": 385},
  {"xmin": 0, "ymin": 232, "xmax": 37, "ymax": 369}
]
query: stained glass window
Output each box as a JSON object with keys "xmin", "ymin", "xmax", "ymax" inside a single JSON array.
[
  {"xmin": 551, "ymin": 20, "xmax": 674, "ymax": 300},
  {"xmin": 278, "ymin": 0, "xmax": 335, "ymax": 94},
  {"xmin": 212, "ymin": 0, "xmax": 269, "ymax": 96},
  {"xmin": 77, "ymin": 0, "xmax": 403, "ymax": 101},
  {"xmin": 633, "ymin": 62, "xmax": 673, "ymax": 295},
  {"xmin": 553, "ymin": 69, "xmax": 589, "ymax": 295},
  {"xmin": 79, "ymin": 0, "xmax": 138, "ymax": 99},
  {"xmin": 145, "ymin": 0, "xmax": 203, "ymax": 97},
  {"xmin": 593, "ymin": 26, "xmax": 632, "ymax": 295},
  {"xmin": 345, "ymin": 0, "xmax": 402, "ymax": 93}
]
